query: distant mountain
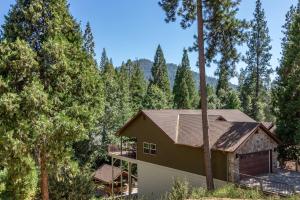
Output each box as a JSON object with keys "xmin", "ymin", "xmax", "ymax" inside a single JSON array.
[{"xmin": 136, "ymin": 59, "xmax": 235, "ymax": 89}]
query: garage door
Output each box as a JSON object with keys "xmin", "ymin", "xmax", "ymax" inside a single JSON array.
[{"xmin": 239, "ymin": 150, "xmax": 271, "ymax": 177}]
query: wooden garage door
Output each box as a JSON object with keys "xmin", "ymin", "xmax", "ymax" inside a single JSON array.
[{"xmin": 239, "ymin": 150, "xmax": 271, "ymax": 177}]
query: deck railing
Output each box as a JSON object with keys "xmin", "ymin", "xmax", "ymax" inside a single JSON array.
[{"xmin": 108, "ymin": 143, "xmax": 137, "ymax": 159}]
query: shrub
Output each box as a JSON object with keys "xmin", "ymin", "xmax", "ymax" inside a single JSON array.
[{"xmin": 162, "ymin": 179, "xmax": 190, "ymax": 200}]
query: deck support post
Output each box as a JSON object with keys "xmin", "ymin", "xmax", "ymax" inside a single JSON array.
[
  {"xmin": 120, "ymin": 160, "xmax": 123, "ymax": 195},
  {"xmin": 111, "ymin": 157, "xmax": 114, "ymax": 198},
  {"xmin": 121, "ymin": 136, "xmax": 123, "ymax": 156},
  {"xmin": 296, "ymin": 157, "xmax": 299, "ymax": 172},
  {"xmin": 128, "ymin": 162, "xmax": 132, "ymax": 197}
]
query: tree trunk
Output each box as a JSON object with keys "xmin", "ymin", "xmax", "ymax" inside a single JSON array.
[
  {"xmin": 40, "ymin": 148, "xmax": 49, "ymax": 200},
  {"xmin": 197, "ymin": 0, "xmax": 214, "ymax": 190}
]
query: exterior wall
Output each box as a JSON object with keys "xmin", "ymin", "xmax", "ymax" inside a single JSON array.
[
  {"xmin": 137, "ymin": 160, "xmax": 226, "ymax": 200},
  {"xmin": 227, "ymin": 127, "xmax": 278, "ymax": 182},
  {"xmin": 121, "ymin": 114, "xmax": 228, "ymax": 181}
]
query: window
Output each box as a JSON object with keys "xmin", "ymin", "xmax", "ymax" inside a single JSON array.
[
  {"xmin": 143, "ymin": 142, "xmax": 156, "ymax": 155},
  {"xmin": 143, "ymin": 142, "xmax": 150, "ymax": 154},
  {"xmin": 150, "ymin": 143, "xmax": 156, "ymax": 154}
]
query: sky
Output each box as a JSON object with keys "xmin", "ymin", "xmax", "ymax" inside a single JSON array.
[{"xmin": 0, "ymin": 0, "xmax": 298, "ymax": 84}]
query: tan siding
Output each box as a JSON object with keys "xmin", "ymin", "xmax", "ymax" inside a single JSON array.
[{"xmin": 120, "ymin": 114, "xmax": 228, "ymax": 181}]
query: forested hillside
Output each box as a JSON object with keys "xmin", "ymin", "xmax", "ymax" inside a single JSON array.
[{"xmin": 136, "ymin": 58, "xmax": 236, "ymax": 89}]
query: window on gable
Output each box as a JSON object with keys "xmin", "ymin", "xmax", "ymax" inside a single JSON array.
[
  {"xmin": 143, "ymin": 142, "xmax": 156, "ymax": 155},
  {"xmin": 143, "ymin": 142, "xmax": 150, "ymax": 154},
  {"xmin": 150, "ymin": 143, "xmax": 156, "ymax": 154}
]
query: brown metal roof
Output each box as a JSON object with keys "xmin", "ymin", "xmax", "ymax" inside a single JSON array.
[
  {"xmin": 142, "ymin": 109, "xmax": 256, "ymax": 142},
  {"xmin": 93, "ymin": 164, "xmax": 122, "ymax": 184},
  {"xmin": 177, "ymin": 114, "xmax": 259, "ymax": 151},
  {"xmin": 118, "ymin": 109, "xmax": 278, "ymax": 152}
]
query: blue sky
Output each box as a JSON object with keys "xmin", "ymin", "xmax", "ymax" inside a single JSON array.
[{"xmin": 0, "ymin": 0, "xmax": 297, "ymax": 84}]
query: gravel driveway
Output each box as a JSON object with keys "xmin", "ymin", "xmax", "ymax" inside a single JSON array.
[{"xmin": 239, "ymin": 169, "xmax": 300, "ymax": 196}]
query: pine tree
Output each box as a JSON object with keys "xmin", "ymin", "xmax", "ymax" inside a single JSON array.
[
  {"xmin": 159, "ymin": 0, "xmax": 247, "ymax": 190},
  {"xmin": 83, "ymin": 21, "xmax": 96, "ymax": 57},
  {"xmin": 101, "ymin": 60, "xmax": 118, "ymax": 139},
  {"xmin": 117, "ymin": 62, "xmax": 133, "ymax": 125},
  {"xmin": 218, "ymin": 89, "xmax": 241, "ymax": 109},
  {"xmin": 177, "ymin": 80, "xmax": 191, "ymax": 108},
  {"xmin": 273, "ymin": 1, "xmax": 300, "ymax": 146},
  {"xmin": 240, "ymin": 0, "xmax": 272, "ymax": 121},
  {"xmin": 130, "ymin": 61, "xmax": 147, "ymax": 112},
  {"xmin": 0, "ymin": 1, "xmax": 104, "ymax": 199},
  {"xmin": 99, "ymin": 48, "xmax": 109, "ymax": 71},
  {"xmin": 143, "ymin": 84, "xmax": 169, "ymax": 109},
  {"xmin": 207, "ymin": 85, "xmax": 221, "ymax": 109},
  {"xmin": 151, "ymin": 45, "xmax": 172, "ymax": 103},
  {"xmin": 173, "ymin": 49, "xmax": 197, "ymax": 108},
  {"xmin": 211, "ymin": 2, "xmax": 247, "ymax": 97}
]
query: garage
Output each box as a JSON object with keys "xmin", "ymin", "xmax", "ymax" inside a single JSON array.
[{"xmin": 239, "ymin": 150, "xmax": 271, "ymax": 177}]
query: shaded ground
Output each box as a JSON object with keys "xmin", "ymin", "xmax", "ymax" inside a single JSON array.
[{"xmin": 240, "ymin": 169, "xmax": 300, "ymax": 196}]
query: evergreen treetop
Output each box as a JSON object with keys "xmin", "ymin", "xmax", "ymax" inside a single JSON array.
[
  {"xmin": 151, "ymin": 45, "xmax": 171, "ymax": 100},
  {"xmin": 240, "ymin": 0, "xmax": 272, "ymax": 121},
  {"xmin": 83, "ymin": 21, "xmax": 96, "ymax": 57}
]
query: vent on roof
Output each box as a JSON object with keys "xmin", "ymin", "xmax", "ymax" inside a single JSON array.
[{"xmin": 208, "ymin": 115, "xmax": 226, "ymax": 121}]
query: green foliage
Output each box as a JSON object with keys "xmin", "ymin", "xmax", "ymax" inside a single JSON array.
[
  {"xmin": 2, "ymin": 0, "xmax": 82, "ymax": 51},
  {"xmin": 98, "ymin": 61, "xmax": 119, "ymax": 162},
  {"xmin": 240, "ymin": 0, "xmax": 273, "ymax": 121},
  {"xmin": 218, "ymin": 89, "xmax": 241, "ymax": 109},
  {"xmin": 209, "ymin": 1, "xmax": 247, "ymax": 96},
  {"xmin": 83, "ymin": 22, "xmax": 96, "ymax": 57},
  {"xmin": 162, "ymin": 179, "xmax": 190, "ymax": 200},
  {"xmin": 173, "ymin": 49, "xmax": 198, "ymax": 109},
  {"xmin": 0, "ymin": 0, "xmax": 104, "ymax": 198},
  {"xmin": 162, "ymin": 181, "xmax": 283, "ymax": 200},
  {"xmin": 151, "ymin": 45, "xmax": 172, "ymax": 104},
  {"xmin": 273, "ymin": 1, "xmax": 300, "ymax": 146},
  {"xmin": 143, "ymin": 84, "xmax": 169, "ymax": 109},
  {"xmin": 117, "ymin": 61, "xmax": 133, "ymax": 125},
  {"xmin": 99, "ymin": 48, "xmax": 109, "ymax": 71},
  {"xmin": 130, "ymin": 61, "xmax": 147, "ymax": 112},
  {"xmin": 206, "ymin": 85, "xmax": 221, "ymax": 109},
  {"xmin": 0, "ymin": 39, "xmax": 40, "ymax": 199},
  {"xmin": 49, "ymin": 163, "xmax": 96, "ymax": 200},
  {"xmin": 1, "ymin": 157, "xmax": 38, "ymax": 200},
  {"xmin": 191, "ymin": 184, "xmax": 264, "ymax": 199}
]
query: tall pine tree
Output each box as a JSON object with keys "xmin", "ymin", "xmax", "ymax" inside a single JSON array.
[
  {"xmin": 173, "ymin": 49, "xmax": 198, "ymax": 108},
  {"xmin": 99, "ymin": 48, "xmax": 109, "ymax": 71},
  {"xmin": 210, "ymin": 1, "xmax": 247, "ymax": 97},
  {"xmin": 130, "ymin": 61, "xmax": 147, "ymax": 112},
  {"xmin": 150, "ymin": 45, "xmax": 172, "ymax": 104},
  {"xmin": 117, "ymin": 61, "xmax": 133, "ymax": 125},
  {"xmin": 0, "ymin": 0, "xmax": 104, "ymax": 199},
  {"xmin": 273, "ymin": 1, "xmax": 300, "ymax": 147},
  {"xmin": 240, "ymin": 0, "xmax": 272, "ymax": 121},
  {"xmin": 83, "ymin": 21, "xmax": 96, "ymax": 57}
]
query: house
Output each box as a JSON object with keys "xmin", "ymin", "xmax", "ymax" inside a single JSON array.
[{"xmin": 108, "ymin": 109, "xmax": 280, "ymax": 198}]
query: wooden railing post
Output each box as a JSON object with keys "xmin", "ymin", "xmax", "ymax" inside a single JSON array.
[{"xmin": 128, "ymin": 162, "xmax": 132, "ymax": 198}]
